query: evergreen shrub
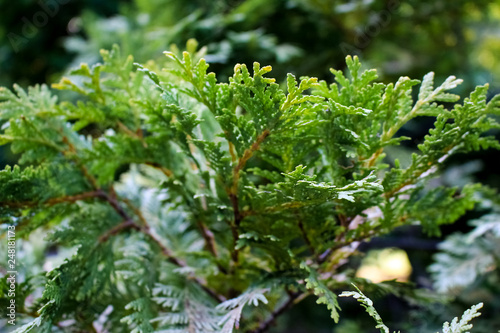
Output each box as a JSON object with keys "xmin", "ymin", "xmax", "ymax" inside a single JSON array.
[{"xmin": 1, "ymin": 41, "xmax": 499, "ymax": 332}]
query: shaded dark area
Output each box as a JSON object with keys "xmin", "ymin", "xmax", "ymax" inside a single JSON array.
[{"xmin": 0, "ymin": 0, "xmax": 124, "ymax": 87}]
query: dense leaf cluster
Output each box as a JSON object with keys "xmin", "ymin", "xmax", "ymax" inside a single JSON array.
[{"xmin": 1, "ymin": 43, "xmax": 499, "ymax": 332}]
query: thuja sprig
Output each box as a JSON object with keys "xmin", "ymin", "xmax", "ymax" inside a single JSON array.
[{"xmin": 0, "ymin": 42, "xmax": 498, "ymax": 332}]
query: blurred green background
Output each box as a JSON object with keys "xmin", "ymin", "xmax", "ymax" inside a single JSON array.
[{"xmin": 1, "ymin": 0, "xmax": 500, "ymax": 332}]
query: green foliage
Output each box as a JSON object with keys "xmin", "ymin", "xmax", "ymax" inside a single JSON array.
[
  {"xmin": 339, "ymin": 284, "xmax": 392, "ymax": 333},
  {"xmin": 440, "ymin": 303, "xmax": 484, "ymax": 333},
  {"xmin": 302, "ymin": 263, "xmax": 341, "ymax": 323},
  {"xmin": 216, "ymin": 288, "xmax": 269, "ymax": 333},
  {"xmin": 340, "ymin": 284, "xmax": 483, "ymax": 333},
  {"xmin": 1, "ymin": 43, "xmax": 499, "ymax": 332}
]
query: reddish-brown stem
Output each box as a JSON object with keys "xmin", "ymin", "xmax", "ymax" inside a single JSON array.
[
  {"xmin": 317, "ymin": 223, "xmax": 383, "ymax": 265},
  {"xmin": 100, "ymin": 191, "xmax": 132, "ymax": 222},
  {"xmin": 142, "ymin": 225, "xmax": 226, "ymax": 302},
  {"xmin": 197, "ymin": 221, "xmax": 218, "ymax": 257},
  {"xmin": 61, "ymin": 136, "xmax": 100, "ymax": 190},
  {"xmin": 195, "ymin": 190, "xmax": 222, "ymax": 264},
  {"xmin": 363, "ymin": 147, "xmax": 384, "ymax": 168},
  {"xmin": 0, "ymin": 190, "xmax": 104, "ymax": 209},
  {"xmin": 297, "ymin": 217, "xmax": 315, "ymax": 256},
  {"xmin": 98, "ymin": 220, "xmax": 140, "ymax": 243},
  {"xmin": 117, "ymin": 121, "xmax": 148, "ymax": 148},
  {"xmin": 231, "ymin": 129, "xmax": 270, "ymax": 196},
  {"xmin": 145, "ymin": 161, "xmax": 174, "ymax": 177},
  {"xmin": 229, "ymin": 193, "xmax": 243, "ymax": 229},
  {"xmin": 228, "ymin": 140, "xmax": 237, "ymax": 163},
  {"xmin": 226, "ymin": 191, "xmax": 241, "ymax": 265},
  {"xmin": 227, "ymin": 129, "xmax": 271, "ymax": 265}
]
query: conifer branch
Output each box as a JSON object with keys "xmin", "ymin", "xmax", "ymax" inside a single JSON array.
[
  {"xmin": 98, "ymin": 220, "xmax": 140, "ymax": 243},
  {"xmin": 61, "ymin": 136, "xmax": 100, "ymax": 189},
  {"xmin": 382, "ymin": 146, "xmax": 452, "ymax": 199},
  {"xmin": 317, "ymin": 227, "xmax": 380, "ymax": 265},
  {"xmin": 2, "ymin": 49, "xmax": 497, "ymax": 332},
  {"xmin": 227, "ymin": 129, "xmax": 271, "ymax": 264},
  {"xmin": 228, "ymin": 139, "xmax": 237, "ymax": 163},
  {"xmin": 0, "ymin": 134, "xmax": 62, "ymax": 151},
  {"xmin": 0, "ymin": 190, "xmax": 104, "ymax": 208},
  {"xmin": 120, "ymin": 196, "xmax": 149, "ymax": 226},
  {"xmin": 117, "ymin": 121, "xmax": 147, "ymax": 148},
  {"xmin": 142, "ymin": 225, "xmax": 226, "ymax": 302},
  {"xmin": 242, "ymin": 197, "xmax": 346, "ymax": 216},
  {"xmin": 99, "ymin": 193, "xmax": 180, "ymax": 263},
  {"xmin": 100, "ymin": 189, "xmax": 181, "ymax": 263},
  {"xmin": 197, "ymin": 220, "xmax": 218, "ymax": 257},
  {"xmin": 297, "ymin": 216, "xmax": 315, "ymax": 256},
  {"xmin": 195, "ymin": 188, "xmax": 224, "ymax": 270},
  {"xmin": 100, "ymin": 190, "xmax": 133, "ymax": 222},
  {"xmin": 99, "ymin": 189, "xmax": 227, "ymax": 302},
  {"xmin": 197, "ymin": 222, "xmax": 228, "ymax": 277},
  {"xmin": 364, "ymin": 147, "xmax": 384, "ymax": 168},
  {"xmin": 226, "ymin": 210, "xmax": 240, "ymax": 264}
]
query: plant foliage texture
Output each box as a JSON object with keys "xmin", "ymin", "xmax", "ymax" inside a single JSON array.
[
  {"xmin": 430, "ymin": 189, "xmax": 500, "ymax": 294},
  {"xmin": 1, "ymin": 42, "xmax": 499, "ymax": 332},
  {"xmin": 340, "ymin": 284, "xmax": 484, "ymax": 333}
]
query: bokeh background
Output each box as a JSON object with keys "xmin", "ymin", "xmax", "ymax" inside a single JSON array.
[{"xmin": 1, "ymin": 1, "xmax": 500, "ymax": 332}]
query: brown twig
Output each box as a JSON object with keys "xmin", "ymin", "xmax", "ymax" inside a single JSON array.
[
  {"xmin": 30, "ymin": 123, "xmax": 225, "ymax": 302},
  {"xmin": 382, "ymin": 161, "xmax": 438, "ymax": 199},
  {"xmin": 227, "ymin": 129, "xmax": 271, "ymax": 265},
  {"xmin": 100, "ymin": 190, "xmax": 227, "ymax": 303},
  {"xmin": 61, "ymin": 136, "xmax": 100, "ymax": 190},
  {"xmin": 228, "ymin": 140, "xmax": 237, "ymax": 163},
  {"xmin": 100, "ymin": 190, "xmax": 180, "ymax": 264},
  {"xmin": 121, "ymin": 197, "xmax": 149, "ymax": 226},
  {"xmin": 317, "ymin": 227, "xmax": 378, "ymax": 265},
  {"xmin": 226, "ymin": 189, "xmax": 241, "ymax": 266},
  {"xmin": 99, "ymin": 220, "xmax": 140, "ymax": 243},
  {"xmin": 363, "ymin": 147, "xmax": 383, "ymax": 168},
  {"xmin": 100, "ymin": 191, "xmax": 133, "ymax": 222},
  {"xmin": 297, "ymin": 216, "xmax": 315, "ymax": 256},
  {"xmin": 145, "ymin": 161, "xmax": 174, "ymax": 177},
  {"xmin": 197, "ymin": 221, "xmax": 218, "ymax": 257},
  {"xmin": 142, "ymin": 225, "xmax": 226, "ymax": 302},
  {"xmin": 195, "ymin": 191, "xmax": 221, "ymax": 262},
  {"xmin": 231, "ymin": 129, "xmax": 270, "ymax": 198},
  {"xmin": 197, "ymin": 220, "xmax": 228, "ymax": 274},
  {"xmin": 117, "ymin": 121, "xmax": 148, "ymax": 148}
]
